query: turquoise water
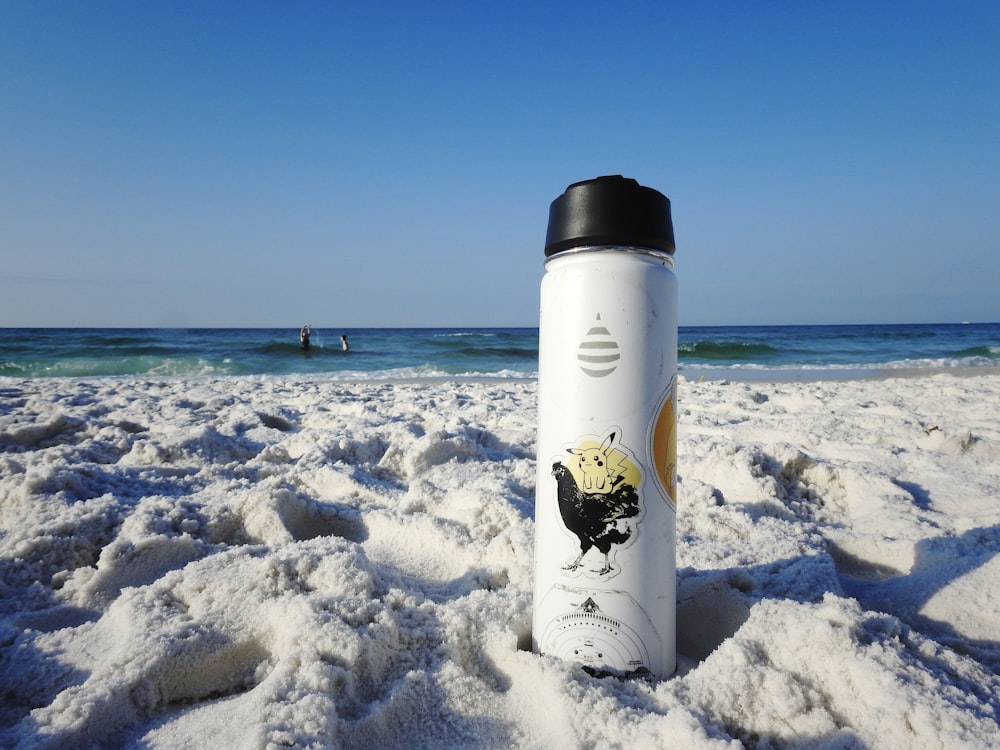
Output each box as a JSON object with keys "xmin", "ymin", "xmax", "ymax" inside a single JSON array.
[
  {"xmin": 678, "ymin": 323, "xmax": 1000, "ymax": 377},
  {"xmin": 1, "ymin": 324, "xmax": 998, "ymax": 380},
  {"xmin": 0, "ymin": 328, "xmax": 537, "ymax": 379}
]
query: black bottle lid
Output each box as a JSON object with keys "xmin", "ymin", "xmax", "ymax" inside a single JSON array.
[{"xmin": 544, "ymin": 175, "xmax": 675, "ymax": 257}]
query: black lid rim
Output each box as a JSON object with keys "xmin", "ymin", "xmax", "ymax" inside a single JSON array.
[{"xmin": 544, "ymin": 175, "xmax": 675, "ymax": 257}]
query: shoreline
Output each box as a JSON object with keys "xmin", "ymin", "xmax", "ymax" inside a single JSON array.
[
  {"xmin": 680, "ymin": 364, "xmax": 1000, "ymax": 383},
  {"xmin": 5, "ymin": 364, "xmax": 1000, "ymax": 387}
]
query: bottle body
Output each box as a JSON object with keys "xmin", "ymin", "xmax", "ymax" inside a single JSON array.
[{"xmin": 532, "ymin": 246, "xmax": 677, "ymax": 678}]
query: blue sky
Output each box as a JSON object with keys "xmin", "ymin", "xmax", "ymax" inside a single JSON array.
[{"xmin": 2, "ymin": 1, "xmax": 998, "ymax": 328}]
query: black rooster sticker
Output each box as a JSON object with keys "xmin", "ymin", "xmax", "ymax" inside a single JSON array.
[{"xmin": 552, "ymin": 430, "xmax": 641, "ymax": 578}]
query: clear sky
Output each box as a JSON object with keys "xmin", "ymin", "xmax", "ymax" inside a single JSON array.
[{"xmin": 2, "ymin": 1, "xmax": 998, "ymax": 328}]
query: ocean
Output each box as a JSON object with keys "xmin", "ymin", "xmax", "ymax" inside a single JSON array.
[{"xmin": 1, "ymin": 324, "xmax": 998, "ymax": 381}]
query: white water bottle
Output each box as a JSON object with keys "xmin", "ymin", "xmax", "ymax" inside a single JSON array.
[{"xmin": 532, "ymin": 176, "xmax": 678, "ymax": 679}]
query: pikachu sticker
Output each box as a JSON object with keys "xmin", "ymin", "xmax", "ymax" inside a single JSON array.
[{"xmin": 551, "ymin": 430, "xmax": 642, "ymax": 578}]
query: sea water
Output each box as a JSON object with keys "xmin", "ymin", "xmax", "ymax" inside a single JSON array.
[
  {"xmin": 0, "ymin": 324, "xmax": 998, "ymax": 380},
  {"xmin": 0, "ymin": 328, "xmax": 539, "ymax": 380},
  {"xmin": 679, "ymin": 323, "xmax": 1000, "ymax": 379}
]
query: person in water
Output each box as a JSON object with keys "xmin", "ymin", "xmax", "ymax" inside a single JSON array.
[
  {"xmin": 341, "ymin": 334, "xmax": 349, "ymax": 352},
  {"xmin": 300, "ymin": 324, "xmax": 311, "ymax": 351}
]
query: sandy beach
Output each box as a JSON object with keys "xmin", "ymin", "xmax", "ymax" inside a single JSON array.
[{"xmin": 2, "ymin": 372, "xmax": 999, "ymax": 749}]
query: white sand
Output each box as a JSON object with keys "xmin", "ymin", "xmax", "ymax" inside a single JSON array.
[{"xmin": 2, "ymin": 373, "xmax": 999, "ymax": 749}]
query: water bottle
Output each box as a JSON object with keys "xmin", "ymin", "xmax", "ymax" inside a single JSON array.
[{"xmin": 532, "ymin": 175, "xmax": 678, "ymax": 679}]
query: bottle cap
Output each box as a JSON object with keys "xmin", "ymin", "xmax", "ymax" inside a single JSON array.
[{"xmin": 544, "ymin": 175, "xmax": 675, "ymax": 257}]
